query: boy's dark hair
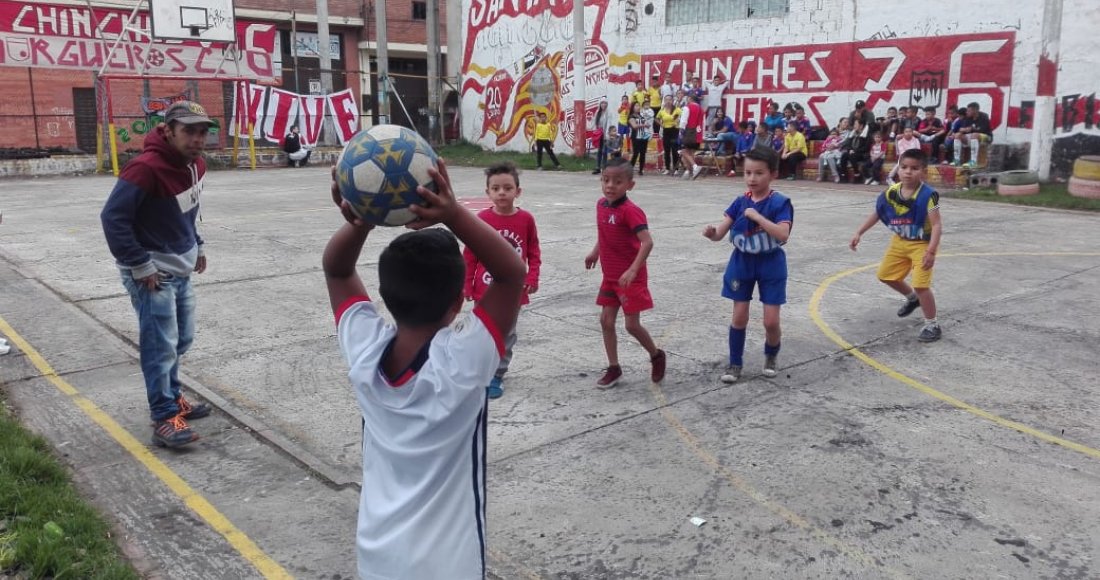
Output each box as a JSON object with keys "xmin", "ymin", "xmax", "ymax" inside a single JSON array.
[
  {"xmin": 899, "ymin": 148, "xmax": 927, "ymax": 168},
  {"xmin": 485, "ymin": 161, "xmax": 520, "ymax": 187},
  {"xmin": 603, "ymin": 156, "xmax": 633, "ymax": 178},
  {"xmin": 744, "ymin": 146, "xmax": 779, "ymax": 171},
  {"xmin": 966, "ymin": 102, "xmax": 980, "ymax": 110},
  {"xmin": 379, "ymin": 229, "xmax": 465, "ymax": 327},
  {"xmin": 957, "ymin": 107, "xmax": 968, "ymax": 115},
  {"xmin": 923, "ymin": 106, "xmax": 936, "ymax": 113},
  {"xmin": 738, "ymin": 121, "xmax": 749, "ymax": 130}
]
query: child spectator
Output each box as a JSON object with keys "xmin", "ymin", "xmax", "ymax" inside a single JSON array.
[
  {"xmin": 953, "ymin": 102, "xmax": 993, "ymax": 168},
  {"xmin": 841, "ymin": 118, "xmax": 870, "ymax": 184},
  {"xmin": 463, "ymin": 162, "xmax": 541, "ymax": 399},
  {"xmin": 850, "ymin": 149, "xmax": 943, "ymax": 342},
  {"xmin": 882, "ymin": 106, "xmax": 900, "ymax": 140},
  {"xmin": 865, "ymin": 131, "xmax": 888, "ymax": 185},
  {"xmin": 533, "ymin": 111, "xmax": 561, "ymax": 170},
  {"xmin": 780, "ymin": 121, "xmax": 807, "ymax": 180},
  {"xmin": 817, "ymin": 128, "xmax": 844, "ymax": 183},
  {"xmin": 647, "ymin": 75, "xmax": 663, "ymax": 131},
  {"xmin": 887, "ymin": 127, "xmax": 921, "ymax": 183},
  {"xmin": 656, "ymin": 95, "xmax": 681, "ymax": 175},
  {"xmin": 704, "ymin": 73, "xmax": 730, "ymax": 130},
  {"xmin": 754, "ymin": 122, "xmax": 774, "ymax": 151},
  {"xmin": 899, "ymin": 106, "xmax": 921, "ymax": 132},
  {"xmin": 941, "ymin": 107, "xmax": 964, "ymax": 165},
  {"xmin": 702, "ymin": 146, "xmax": 793, "ymax": 382},
  {"xmin": 771, "ymin": 126, "xmax": 785, "ymax": 155},
  {"xmin": 679, "ymin": 94, "xmax": 705, "ymax": 180},
  {"xmin": 917, "ymin": 106, "xmax": 946, "ymax": 161},
  {"xmin": 584, "ymin": 158, "xmax": 666, "ymax": 388},
  {"xmin": 712, "ymin": 112, "xmax": 738, "ymax": 155},
  {"xmin": 324, "ymin": 160, "xmax": 526, "ymax": 579},
  {"xmin": 732, "ymin": 121, "xmax": 757, "ymax": 176},
  {"xmin": 763, "ymin": 102, "xmax": 786, "ymax": 132},
  {"xmin": 631, "ymin": 82, "xmax": 648, "ymax": 109},
  {"xmin": 792, "ymin": 106, "xmax": 812, "ymax": 134},
  {"xmin": 617, "ymin": 95, "xmax": 632, "ymax": 155},
  {"xmin": 629, "ymin": 102, "xmax": 654, "ymax": 176}
]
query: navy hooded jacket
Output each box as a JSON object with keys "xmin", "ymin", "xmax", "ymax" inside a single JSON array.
[{"xmin": 101, "ymin": 126, "xmax": 205, "ymax": 279}]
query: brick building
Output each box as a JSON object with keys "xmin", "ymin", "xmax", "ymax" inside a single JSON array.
[{"xmin": 0, "ymin": 0, "xmax": 453, "ymax": 154}]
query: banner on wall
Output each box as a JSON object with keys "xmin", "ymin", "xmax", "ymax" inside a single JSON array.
[
  {"xmin": 231, "ymin": 82, "xmax": 359, "ymax": 146},
  {"xmin": 0, "ymin": 0, "xmax": 280, "ymax": 82}
]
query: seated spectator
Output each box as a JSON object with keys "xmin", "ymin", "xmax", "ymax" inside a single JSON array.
[
  {"xmin": 899, "ymin": 105, "xmax": 921, "ymax": 132},
  {"xmin": 848, "ymin": 100, "xmax": 876, "ymax": 137},
  {"xmin": 771, "ymin": 126, "xmax": 785, "ymax": 155},
  {"xmin": 841, "ymin": 118, "xmax": 870, "ymax": 184},
  {"xmin": 780, "ymin": 121, "xmax": 808, "ymax": 180},
  {"xmin": 941, "ymin": 107, "xmax": 965, "ymax": 164},
  {"xmin": 882, "ymin": 106, "xmax": 900, "ymax": 140},
  {"xmin": 887, "ymin": 126, "xmax": 922, "ymax": 183},
  {"xmin": 793, "ymin": 106, "xmax": 812, "ymax": 134},
  {"xmin": 917, "ymin": 106, "xmax": 946, "ymax": 161},
  {"xmin": 817, "ymin": 128, "xmax": 844, "ymax": 183},
  {"xmin": 283, "ymin": 124, "xmax": 311, "ymax": 167},
  {"xmin": 711, "ymin": 112, "xmax": 737, "ymax": 154},
  {"xmin": 734, "ymin": 121, "xmax": 756, "ymax": 164},
  {"xmin": 754, "ymin": 122, "xmax": 773, "ymax": 151},
  {"xmin": 864, "ymin": 131, "xmax": 888, "ymax": 185},
  {"xmin": 763, "ymin": 102, "xmax": 786, "ymax": 132},
  {"xmin": 952, "ymin": 101, "xmax": 993, "ymax": 168}
]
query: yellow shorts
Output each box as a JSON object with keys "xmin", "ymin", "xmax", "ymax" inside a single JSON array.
[{"xmin": 877, "ymin": 236, "xmax": 933, "ymax": 288}]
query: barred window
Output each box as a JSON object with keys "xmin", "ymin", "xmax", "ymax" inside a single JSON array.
[{"xmin": 666, "ymin": 0, "xmax": 789, "ymax": 26}]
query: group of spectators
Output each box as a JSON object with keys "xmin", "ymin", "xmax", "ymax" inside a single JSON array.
[{"xmin": 586, "ymin": 72, "xmax": 995, "ymax": 183}]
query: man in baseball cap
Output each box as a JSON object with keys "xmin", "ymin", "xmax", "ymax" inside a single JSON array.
[
  {"xmin": 164, "ymin": 100, "xmax": 213, "ymax": 127},
  {"xmin": 850, "ymin": 99, "xmax": 875, "ymax": 137}
]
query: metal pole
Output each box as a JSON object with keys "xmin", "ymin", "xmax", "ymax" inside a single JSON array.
[
  {"xmin": 316, "ymin": 0, "xmax": 336, "ymax": 144},
  {"xmin": 571, "ymin": 0, "xmax": 585, "ymax": 157},
  {"xmin": 426, "ymin": 0, "xmax": 441, "ymax": 144},
  {"xmin": 28, "ymin": 68, "xmax": 40, "ymax": 149},
  {"xmin": 291, "ymin": 11, "xmax": 301, "ymax": 94},
  {"xmin": 1028, "ymin": 0, "xmax": 1064, "ymax": 181},
  {"xmin": 373, "ymin": 1, "xmax": 391, "ymax": 124},
  {"xmin": 446, "ymin": 0, "xmax": 462, "ymax": 142}
]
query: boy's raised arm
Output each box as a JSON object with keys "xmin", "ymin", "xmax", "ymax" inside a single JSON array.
[{"xmin": 323, "ymin": 222, "xmax": 373, "ymax": 318}]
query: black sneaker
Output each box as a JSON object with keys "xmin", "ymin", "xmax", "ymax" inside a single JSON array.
[
  {"xmin": 177, "ymin": 396, "xmax": 211, "ymax": 420},
  {"xmin": 918, "ymin": 323, "xmax": 942, "ymax": 342},
  {"xmin": 152, "ymin": 415, "xmax": 199, "ymax": 448},
  {"xmin": 897, "ymin": 298, "xmax": 921, "ymax": 318}
]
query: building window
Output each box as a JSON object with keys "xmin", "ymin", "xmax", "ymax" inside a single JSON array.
[
  {"xmin": 412, "ymin": 2, "xmax": 427, "ymax": 20},
  {"xmin": 666, "ymin": 0, "xmax": 789, "ymax": 26}
]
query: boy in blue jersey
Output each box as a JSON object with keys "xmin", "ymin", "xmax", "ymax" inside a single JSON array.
[
  {"xmin": 703, "ymin": 147, "xmax": 793, "ymax": 382},
  {"xmin": 850, "ymin": 149, "xmax": 943, "ymax": 342}
]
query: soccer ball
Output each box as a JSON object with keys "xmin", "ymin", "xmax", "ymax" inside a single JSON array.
[{"xmin": 335, "ymin": 124, "xmax": 439, "ymax": 227}]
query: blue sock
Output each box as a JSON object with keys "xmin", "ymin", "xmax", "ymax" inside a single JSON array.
[
  {"xmin": 729, "ymin": 326, "xmax": 746, "ymax": 366},
  {"xmin": 764, "ymin": 341, "xmax": 781, "ymax": 357}
]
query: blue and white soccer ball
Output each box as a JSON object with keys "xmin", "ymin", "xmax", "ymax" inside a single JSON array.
[{"xmin": 335, "ymin": 124, "xmax": 439, "ymax": 227}]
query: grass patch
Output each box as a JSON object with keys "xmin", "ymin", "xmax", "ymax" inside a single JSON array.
[
  {"xmin": 943, "ymin": 182, "xmax": 1100, "ymax": 211},
  {"xmin": 0, "ymin": 400, "xmax": 138, "ymax": 579},
  {"xmin": 436, "ymin": 141, "xmax": 598, "ymax": 173}
]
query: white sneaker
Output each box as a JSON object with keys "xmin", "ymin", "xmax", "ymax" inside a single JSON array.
[
  {"xmin": 720, "ymin": 365, "xmax": 741, "ymax": 384},
  {"xmin": 681, "ymin": 168, "xmax": 693, "ymax": 180},
  {"xmin": 863, "ymin": 178, "xmax": 872, "ymax": 185},
  {"xmin": 871, "ymin": 180, "xmax": 880, "ymax": 186},
  {"xmin": 691, "ymin": 165, "xmax": 704, "ymax": 180},
  {"xmin": 660, "ymin": 169, "xmax": 669, "ymax": 175}
]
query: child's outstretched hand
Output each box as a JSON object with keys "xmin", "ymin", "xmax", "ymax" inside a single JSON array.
[
  {"xmin": 584, "ymin": 250, "xmax": 599, "ymax": 269},
  {"xmin": 330, "ymin": 166, "xmax": 366, "ymax": 226},
  {"xmin": 849, "ymin": 233, "xmax": 861, "ymax": 251},
  {"xmin": 702, "ymin": 224, "xmax": 718, "ymax": 240},
  {"xmin": 407, "ymin": 159, "xmax": 460, "ymax": 229}
]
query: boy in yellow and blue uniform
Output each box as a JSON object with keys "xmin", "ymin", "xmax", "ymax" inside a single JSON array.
[
  {"xmin": 703, "ymin": 147, "xmax": 793, "ymax": 382},
  {"xmin": 850, "ymin": 148, "xmax": 943, "ymax": 342}
]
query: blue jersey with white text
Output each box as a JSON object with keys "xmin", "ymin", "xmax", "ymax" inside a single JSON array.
[{"xmin": 724, "ymin": 191, "xmax": 793, "ymax": 281}]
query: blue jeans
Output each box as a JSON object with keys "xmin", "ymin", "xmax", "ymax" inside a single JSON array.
[{"xmin": 121, "ymin": 272, "xmax": 195, "ymax": 421}]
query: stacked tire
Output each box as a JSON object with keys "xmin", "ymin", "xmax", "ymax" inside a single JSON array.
[
  {"xmin": 997, "ymin": 170, "xmax": 1040, "ymax": 196},
  {"xmin": 1068, "ymin": 156, "xmax": 1100, "ymax": 199}
]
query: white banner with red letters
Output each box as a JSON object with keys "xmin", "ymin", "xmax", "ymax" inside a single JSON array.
[{"xmin": 230, "ymin": 82, "xmax": 360, "ymax": 146}]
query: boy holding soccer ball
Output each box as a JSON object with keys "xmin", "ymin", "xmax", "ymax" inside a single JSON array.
[
  {"xmin": 324, "ymin": 160, "xmax": 525, "ymax": 579},
  {"xmin": 702, "ymin": 147, "xmax": 793, "ymax": 383},
  {"xmin": 463, "ymin": 161, "xmax": 542, "ymax": 399}
]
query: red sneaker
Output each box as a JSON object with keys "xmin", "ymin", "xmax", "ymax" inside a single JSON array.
[
  {"xmin": 596, "ymin": 365, "xmax": 622, "ymax": 389},
  {"xmin": 650, "ymin": 349, "xmax": 666, "ymax": 383}
]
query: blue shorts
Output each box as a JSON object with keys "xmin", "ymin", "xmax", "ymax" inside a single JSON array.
[
  {"xmin": 618, "ymin": 123, "xmax": 630, "ymax": 136},
  {"xmin": 722, "ymin": 250, "xmax": 787, "ymax": 305}
]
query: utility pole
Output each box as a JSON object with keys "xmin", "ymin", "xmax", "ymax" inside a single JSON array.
[
  {"xmin": 571, "ymin": 0, "xmax": 585, "ymax": 157},
  {"xmin": 426, "ymin": 0, "xmax": 442, "ymax": 144},
  {"xmin": 373, "ymin": 1, "xmax": 391, "ymax": 125},
  {"xmin": 1029, "ymin": 0, "xmax": 1064, "ymax": 181},
  {"xmin": 316, "ymin": 0, "xmax": 336, "ymax": 144}
]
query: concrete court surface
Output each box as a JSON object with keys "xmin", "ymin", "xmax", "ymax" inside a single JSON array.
[{"xmin": 0, "ymin": 163, "xmax": 1097, "ymax": 580}]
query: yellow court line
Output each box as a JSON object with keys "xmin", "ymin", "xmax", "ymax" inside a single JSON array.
[
  {"xmin": 0, "ymin": 316, "xmax": 293, "ymax": 579},
  {"xmin": 809, "ymin": 252, "xmax": 1100, "ymax": 461},
  {"xmin": 647, "ymin": 381, "xmax": 908, "ymax": 579}
]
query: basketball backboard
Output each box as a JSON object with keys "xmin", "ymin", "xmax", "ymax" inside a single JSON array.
[{"xmin": 150, "ymin": 0, "xmax": 236, "ymax": 43}]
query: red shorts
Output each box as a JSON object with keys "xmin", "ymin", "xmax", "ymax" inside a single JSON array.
[{"xmin": 596, "ymin": 278, "xmax": 654, "ymax": 314}]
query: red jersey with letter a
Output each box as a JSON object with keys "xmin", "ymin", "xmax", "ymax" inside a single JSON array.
[
  {"xmin": 596, "ymin": 196, "xmax": 649, "ymax": 282},
  {"xmin": 463, "ymin": 208, "xmax": 541, "ymax": 304}
]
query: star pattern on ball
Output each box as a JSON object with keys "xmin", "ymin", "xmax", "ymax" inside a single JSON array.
[{"xmin": 374, "ymin": 141, "xmax": 410, "ymax": 172}]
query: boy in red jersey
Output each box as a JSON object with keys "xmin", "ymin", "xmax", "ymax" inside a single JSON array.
[
  {"xmin": 584, "ymin": 157, "xmax": 666, "ymax": 388},
  {"xmin": 463, "ymin": 161, "xmax": 541, "ymax": 399}
]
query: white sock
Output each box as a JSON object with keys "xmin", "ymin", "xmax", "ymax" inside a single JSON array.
[{"xmin": 924, "ymin": 317, "xmax": 938, "ymax": 325}]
